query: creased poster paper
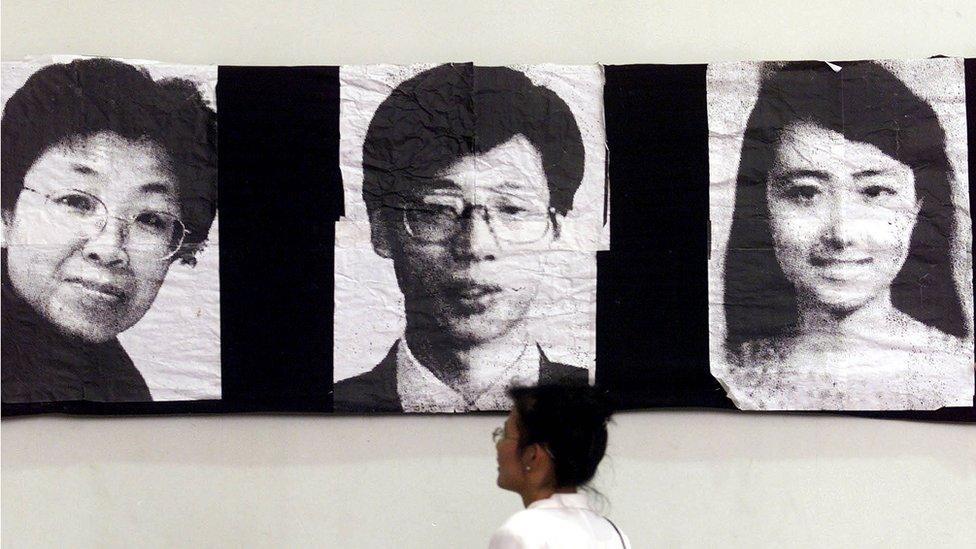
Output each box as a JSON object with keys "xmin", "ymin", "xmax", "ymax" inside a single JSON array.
[
  {"xmin": 333, "ymin": 63, "xmax": 606, "ymax": 412},
  {"xmin": 708, "ymin": 58, "xmax": 975, "ymax": 410},
  {"xmin": 1, "ymin": 56, "xmax": 220, "ymax": 403}
]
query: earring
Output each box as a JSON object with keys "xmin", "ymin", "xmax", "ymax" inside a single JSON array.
[{"xmin": 525, "ymin": 466, "xmax": 531, "ymax": 471}]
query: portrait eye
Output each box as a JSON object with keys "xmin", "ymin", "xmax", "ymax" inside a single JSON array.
[
  {"xmin": 498, "ymin": 204, "xmax": 528, "ymax": 216},
  {"xmin": 782, "ymin": 184, "xmax": 821, "ymax": 202},
  {"xmin": 52, "ymin": 192, "xmax": 98, "ymax": 214},
  {"xmin": 416, "ymin": 203, "xmax": 459, "ymax": 217},
  {"xmin": 862, "ymin": 185, "xmax": 897, "ymax": 199},
  {"xmin": 134, "ymin": 211, "xmax": 172, "ymax": 233}
]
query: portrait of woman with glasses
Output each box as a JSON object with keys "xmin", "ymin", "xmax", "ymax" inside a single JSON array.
[
  {"xmin": 1, "ymin": 58, "xmax": 217, "ymax": 403},
  {"xmin": 334, "ymin": 64, "xmax": 598, "ymax": 413}
]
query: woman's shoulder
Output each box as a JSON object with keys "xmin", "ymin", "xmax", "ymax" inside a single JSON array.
[
  {"xmin": 488, "ymin": 509, "xmax": 552, "ymax": 549},
  {"xmin": 491, "ymin": 505, "xmax": 565, "ymax": 536},
  {"xmin": 489, "ymin": 497, "xmax": 630, "ymax": 549}
]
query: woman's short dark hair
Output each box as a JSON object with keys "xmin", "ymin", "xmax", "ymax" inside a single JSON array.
[
  {"xmin": 1, "ymin": 58, "xmax": 218, "ymax": 265},
  {"xmin": 361, "ymin": 63, "xmax": 585, "ymax": 218},
  {"xmin": 507, "ymin": 384, "xmax": 614, "ymax": 489},
  {"xmin": 723, "ymin": 60, "xmax": 968, "ymax": 354}
]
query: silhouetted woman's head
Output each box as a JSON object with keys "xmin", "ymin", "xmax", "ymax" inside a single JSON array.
[{"xmin": 497, "ymin": 384, "xmax": 613, "ymax": 491}]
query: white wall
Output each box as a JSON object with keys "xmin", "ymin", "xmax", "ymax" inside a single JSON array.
[{"xmin": 3, "ymin": 2, "xmax": 975, "ymax": 547}]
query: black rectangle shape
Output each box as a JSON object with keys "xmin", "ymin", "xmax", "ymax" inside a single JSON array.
[
  {"xmin": 598, "ymin": 64, "xmax": 732, "ymax": 410},
  {"xmin": 217, "ymin": 66, "xmax": 342, "ymax": 411}
]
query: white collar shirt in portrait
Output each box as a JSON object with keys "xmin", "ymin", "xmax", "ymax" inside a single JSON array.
[
  {"xmin": 395, "ymin": 337, "xmax": 540, "ymax": 413},
  {"xmin": 489, "ymin": 493, "xmax": 631, "ymax": 549}
]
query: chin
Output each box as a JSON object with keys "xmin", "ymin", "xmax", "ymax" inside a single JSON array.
[
  {"xmin": 442, "ymin": 314, "xmax": 525, "ymax": 347},
  {"xmin": 51, "ymin": 317, "xmax": 121, "ymax": 343},
  {"xmin": 43, "ymin": 303, "xmax": 127, "ymax": 343},
  {"xmin": 814, "ymin": 292, "xmax": 875, "ymax": 315}
]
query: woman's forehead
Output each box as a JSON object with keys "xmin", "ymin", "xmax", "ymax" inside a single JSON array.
[
  {"xmin": 774, "ymin": 121, "xmax": 912, "ymax": 174},
  {"xmin": 31, "ymin": 132, "xmax": 177, "ymax": 195}
]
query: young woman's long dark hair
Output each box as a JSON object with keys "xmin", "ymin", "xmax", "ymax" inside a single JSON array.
[{"xmin": 723, "ymin": 61, "xmax": 968, "ymax": 357}]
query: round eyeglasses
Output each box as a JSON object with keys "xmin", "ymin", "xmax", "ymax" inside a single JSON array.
[
  {"xmin": 403, "ymin": 199, "xmax": 554, "ymax": 245},
  {"xmin": 22, "ymin": 187, "xmax": 188, "ymax": 260}
]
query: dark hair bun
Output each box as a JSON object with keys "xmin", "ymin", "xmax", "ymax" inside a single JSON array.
[{"xmin": 507, "ymin": 384, "xmax": 614, "ymax": 488}]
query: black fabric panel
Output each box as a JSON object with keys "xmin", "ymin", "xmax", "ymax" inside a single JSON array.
[
  {"xmin": 597, "ymin": 64, "xmax": 733, "ymax": 410},
  {"xmin": 217, "ymin": 66, "xmax": 341, "ymax": 412}
]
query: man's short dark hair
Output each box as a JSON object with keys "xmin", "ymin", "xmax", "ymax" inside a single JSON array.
[
  {"xmin": 361, "ymin": 63, "xmax": 585, "ymax": 218},
  {"xmin": 1, "ymin": 58, "xmax": 218, "ymax": 265},
  {"xmin": 723, "ymin": 60, "xmax": 968, "ymax": 353}
]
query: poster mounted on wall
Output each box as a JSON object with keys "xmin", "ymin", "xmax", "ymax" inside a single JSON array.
[
  {"xmin": 1, "ymin": 56, "xmax": 972, "ymax": 420},
  {"xmin": 707, "ymin": 59, "xmax": 974, "ymax": 411},
  {"xmin": 1, "ymin": 56, "xmax": 221, "ymax": 405},
  {"xmin": 333, "ymin": 64, "xmax": 608, "ymax": 412}
]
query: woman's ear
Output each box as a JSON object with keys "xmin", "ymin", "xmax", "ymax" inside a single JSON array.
[{"xmin": 520, "ymin": 443, "xmax": 547, "ymax": 469}]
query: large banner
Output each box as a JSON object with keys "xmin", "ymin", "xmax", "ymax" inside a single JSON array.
[{"xmin": 2, "ymin": 56, "xmax": 973, "ymax": 419}]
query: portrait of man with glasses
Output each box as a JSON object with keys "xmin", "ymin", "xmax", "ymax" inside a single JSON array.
[
  {"xmin": 334, "ymin": 63, "xmax": 606, "ymax": 413},
  {"xmin": 1, "ymin": 58, "xmax": 218, "ymax": 403}
]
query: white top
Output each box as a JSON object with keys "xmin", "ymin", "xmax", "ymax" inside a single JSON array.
[
  {"xmin": 489, "ymin": 493, "xmax": 631, "ymax": 549},
  {"xmin": 395, "ymin": 338, "xmax": 540, "ymax": 413}
]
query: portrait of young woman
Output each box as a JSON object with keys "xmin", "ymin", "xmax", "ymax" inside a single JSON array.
[{"xmin": 709, "ymin": 59, "xmax": 974, "ymax": 410}]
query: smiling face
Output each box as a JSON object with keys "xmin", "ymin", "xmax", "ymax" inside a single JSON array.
[
  {"xmin": 374, "ymin": 134, "xmax": 555, "ymax": 348},
  {"xmin": 3, "ymin": 131, "xmax": 180, "ymax": 342},
  {"xmin": 766, "ymin": 122, "xmax": 921, "ymax": 315}
]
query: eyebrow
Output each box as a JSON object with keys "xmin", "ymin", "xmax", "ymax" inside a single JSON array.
[
  {"xmin": 491, "ymin": 179, "xmax": 536, "ymax": 192},
  {"xmin": 139, "ymin": 182, "xmax": 174, "ymax": 194},
  {"xmin": 853, "ymin": 169, "xmax": 895, "ymax": 179},
  {"xmin": 414, "ymin": 178, "xmax": 464, "ymax": 193},
  {"xmin": 70, "ymin": 163, "xmax": 96, "ymax": 175},
  {"xmin": 773, "ymin": 169, "xmax": 829, "ymax": 182}
]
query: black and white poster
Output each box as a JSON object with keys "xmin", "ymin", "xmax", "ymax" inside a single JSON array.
[
  {"xmin": 1, "ymin": 56, "xmax": 220, "ymax": 404},
  {"xmin": 333, "ymin": 64, "xmax": 608, "ymax": 412},
  {"xmin": 2, "ymin": 56, "xmax": 973, "ymax": 420},
  {"xmin": 708, "ymin": 58, "xmax": 975, "ymax": 410}
]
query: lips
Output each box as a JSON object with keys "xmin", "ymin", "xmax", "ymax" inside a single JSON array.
[
  {"xmin": 809, "ymin": 255, "xmax": 874, "ymax": 281},
  {"xmin": 63, "ymin": 276, "xmax": 128, "ymax": 301},
  {"xmin": 450, "ymin": 280, "xmax": 502, "ymax": 313},
  {"xmin": 810, "ymin": 255, "xmax": 873, "ymax": 267},
  {"xmin": 454, "ymin": 283, "xmax": 502, "ymax": 299}
]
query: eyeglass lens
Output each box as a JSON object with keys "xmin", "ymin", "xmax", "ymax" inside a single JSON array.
[
  {"xmin": 35, "ymin": 188, "xmax": 186, "ymax": 258},
  {"xmin": 404, "ymin": 201, "xmax": 550, "ymax": 244}
]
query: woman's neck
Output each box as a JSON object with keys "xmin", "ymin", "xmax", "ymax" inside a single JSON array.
[
  {"xmin": 796, "ymin": 289, "xmax": 899, "ymax": 338},
  {"xmin": 519, "ymin": 485, "xmax": 577, "ymax": 508}
]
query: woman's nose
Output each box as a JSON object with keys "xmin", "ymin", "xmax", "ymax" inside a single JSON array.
[
  {"xmin": 81, "ymin": 216, "xmax": 130, "ymax": 268},
  {"xmin": 821, "ymin": 193, "xmax": 859, "ymax": 249}
]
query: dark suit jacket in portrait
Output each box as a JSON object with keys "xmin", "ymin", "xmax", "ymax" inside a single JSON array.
[{"xmin": 334, "ymin": 340, "xmax": 588, "ymax": 413}]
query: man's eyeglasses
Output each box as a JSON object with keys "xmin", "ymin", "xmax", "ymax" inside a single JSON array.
[
  {"xmin": 402, "ymin": 196, "xmax": 554, "ymax": 245},
  {"xmin": 22, "ymin": 187, "xmax": 188, "ymax": 260}
]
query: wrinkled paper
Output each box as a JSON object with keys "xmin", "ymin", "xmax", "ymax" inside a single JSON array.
[
  {"xmin": 1, "ymin": 56, "xmax": 220, "ymax": 402},
  {"xmin": 707, "ymin": 58, "xmax": 974, "ymax": 410}
]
